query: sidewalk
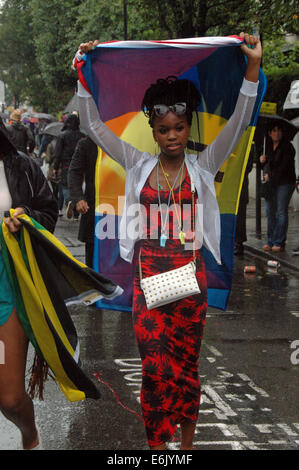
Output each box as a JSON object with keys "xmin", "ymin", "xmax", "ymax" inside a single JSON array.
[
  {"xmin": 244, "ymin": 197, "xmax": 299, "ymax": 273},
  {"xmin": 53, "ymin": 214, "xmax": 86, "ymax": 265},
  {"xmin": 53, "ymin": 198, "xmax": 299, "ymax": 274}
]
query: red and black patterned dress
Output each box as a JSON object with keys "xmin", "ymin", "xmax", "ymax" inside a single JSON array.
[{"xmin": 133, "ymin": 170, "xmax": 208, "ymax": 447}]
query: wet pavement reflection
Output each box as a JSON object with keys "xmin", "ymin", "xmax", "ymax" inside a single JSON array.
[{"xmin": 0, "ymin": 254, "xmax": 298, "ymax": 450}]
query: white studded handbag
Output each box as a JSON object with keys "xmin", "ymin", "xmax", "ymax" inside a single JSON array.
[
  {"xmin": 139, "ymin": 179, "xmax": 200, "ymax": 310},
  {"xmin": 139, "ymin": 259, "xmax": 200, "ymax": 310}
]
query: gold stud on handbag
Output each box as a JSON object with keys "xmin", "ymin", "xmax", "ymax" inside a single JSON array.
[{"xmin": 139, "ymin": 178, "xmax": 200, "ymax": 310}]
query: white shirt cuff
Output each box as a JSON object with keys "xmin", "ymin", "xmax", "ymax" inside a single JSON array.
[
  {"xmin": 240, "ymin": 78, "xmax": 259, "ymax": 97},
  {"xmin": 77, "ymin": 80, "xmax": 92, "ymax": 98}
]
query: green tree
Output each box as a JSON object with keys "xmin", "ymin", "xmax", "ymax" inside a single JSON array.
[
  {"xmin": 75, "ymin": 0, "xmax": 124, "ymax": 43},
  {"xmin": 30, "ymin": 0, "xmax": 83, "ymax": 112},
  {"xmin": 263, "ymin": 37, "xmax": 299, "ymax": 73},
  {"xmin": 139, "ymin": 0, "xmax": 256, "ymax": 38},
  {"xmin": 0, "ymin": 0, "xmax": 297, "ymax": 113},
  {"xmin": 143, "ymin": 0, "xmax": 298, "ymax": 39},
  {"xmin": 253, "ymin": 0, "xmax": 298, "ymax": 37},
  {"xmin": 0, "ymin": 0, "xmax": 40, "ymax": 108}
]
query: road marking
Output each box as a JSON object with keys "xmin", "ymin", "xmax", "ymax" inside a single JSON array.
[
  {"xmin": 114, "ymin": 356, "xmax": 298, "ymax": 450},
  {"xmin": 237, "ymin": 373, "xmax": 269, "ymax": 397},
  {"xmin": 204, "ymin": 385, "xmax": 237, "ymax": 417},
  {"xmin": 205, "ymin": 345, "xmax": 223, "ymax": 357},
  {"xmin": 206, "ymin": 357, "xmax": 216, "ymax": 363},
  {"xmin": 277, "ymin": 423, "xmax": 298, "ymax": 436}
]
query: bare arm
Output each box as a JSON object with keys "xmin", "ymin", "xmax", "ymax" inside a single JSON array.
[{"xmin": 240, "ymin": 32, "xmax": 262, "ymax": 83}]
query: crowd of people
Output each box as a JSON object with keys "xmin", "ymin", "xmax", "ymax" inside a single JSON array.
[
  {"xmin": 0, "ymin": 108, "xmax": 96, "ymax": 265},
  {"xmin": 2, "ymin": 97, "xmax": 297, "ymax": 270},
  {"xmin": 2, "ymin": 85, "xmax": 298, "ymax": 269}
]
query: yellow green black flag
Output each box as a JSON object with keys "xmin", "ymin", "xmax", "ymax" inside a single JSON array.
[{"xmin": 0, "ymin": 211, "xmax": 123, "ymax": 402}]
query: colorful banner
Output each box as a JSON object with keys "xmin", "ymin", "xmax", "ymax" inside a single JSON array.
[
  {"xmin": 77, "ymin": 37, "xmax": 267, "ymax": 311},
  {"xmin": 0, "ymin": 211, "xmax": 123, "ymax": 401}
]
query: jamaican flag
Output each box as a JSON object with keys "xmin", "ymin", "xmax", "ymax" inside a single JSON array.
[{"xmin": 0, "ymin": 210, "xmax": 123, "ymax": 402}]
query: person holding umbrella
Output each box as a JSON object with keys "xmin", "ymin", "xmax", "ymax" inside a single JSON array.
[{"xmin": 259, "ymin": 120, "xmax": 296, "ymax": 252}]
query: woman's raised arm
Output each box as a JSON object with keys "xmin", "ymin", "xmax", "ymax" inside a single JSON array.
[
  {"xmin": 75, "ymin": 41, "xmax": 144, "ymax": 170},
  {"xmin": 197, "ymin": 32, "xmax": 262, "ymax": 175}
]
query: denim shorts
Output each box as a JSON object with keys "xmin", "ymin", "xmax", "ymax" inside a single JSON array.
[{"xmin": 0, "ymin": 250, "xmax": 15, "ymax": 326}]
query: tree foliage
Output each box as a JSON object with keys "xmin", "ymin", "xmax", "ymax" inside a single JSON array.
[
  {"xmin": 144, "ymin": 0, "xmax": 256, "ymax": 38},
  {"xmin": 0, "ymin": 0, "xmax": 297, "ymax": 113},
  {"xmin": 30, "ymin": 0, "xmax": 82, "ymax": 111},
  {"xmin": 0, "ymin": 0, "xmax": 42, "ymax": 108},
  {"xmin": 253, "ymin": 0, "xmax": 298, "ymax": 38}
]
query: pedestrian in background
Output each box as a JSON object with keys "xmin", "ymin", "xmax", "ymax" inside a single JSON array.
[
  {"xmin": 259, "ymin": 122, "xmax": 296, "ymax": 252},
  {"xmin": 293, "ymin": 176, "xmax": 299, "ymax": 255},
  {"xmin": 6, "ymin": 110, "xmax": 35, "ymax": 156},
  {"xmin": 45, "ymin": 136, "xmax": 64, "ymax": 217},
  {"xmin": 68, "ymin": 135, "xmax": 98, "ymax": 267},
  {"xmin": 37, "ymin": 132, "xmax": 53, "ymax": 165},
  {"xmin": 53, "ymin": 114, "xmax": 84, "ymax": 221},
  {"xmin": 234, "ymin": 148, "xmax": 254, "ymax": 255}
]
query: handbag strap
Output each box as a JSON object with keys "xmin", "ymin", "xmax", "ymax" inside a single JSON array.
[
  {"xmin": 191, "ymin": 178, "xmax": 196, "ymax": 263},
  {"xmin": 139, "ymin": 177, "xmax": 196, "ymax": 281},
  {"xmin": 139, "ymin": 250, "xmax": 143, "ymax": 281}
]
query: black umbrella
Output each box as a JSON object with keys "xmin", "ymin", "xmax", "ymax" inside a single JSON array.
[
  {"xmin": 63, "ymin": 94, "xmax": 78, "ymax": 114},
  {"xmin": 254, "ymin": 113, "xmax": 299, "ymax": 150},
  {"xmin": 41, "ymin": 121, "xmax": 63, "ymax": 136},
  {"xmin": 33, "ymin": 112, "xmax": 56, "ymax": 122},
  {"xmin": 41, "ymin": 121, "xmax": 87, "ymax": 137}
]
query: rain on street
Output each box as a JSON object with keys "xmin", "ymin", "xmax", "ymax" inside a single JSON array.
[{"xmin": 0, "ymin": 252, "xmax": 298, "ymax": 451}]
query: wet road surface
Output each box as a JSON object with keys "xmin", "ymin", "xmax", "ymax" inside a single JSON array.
[{"xmin": 0, "ymin": 253, "xmax": 298, "ymax": 451}]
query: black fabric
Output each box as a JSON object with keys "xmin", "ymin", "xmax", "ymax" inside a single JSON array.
[
  {"xmin": 263, "ymin": 139, "xmax": 296, "ymax": 187},
  {"xmin": 6, "ymin": 122, "xmax": 35, "ymax": 154},
  {"xmin": 0, "ymin": 128, "xmax": 58, "ymax": 232},
  {"xmin": 53, "ymin": 115, "xmax": 84, "ymax": 176},
  {"xmin": 259, "ymin": 181, "xmax": 272, "ymax": 199},
  {"xmin": 21, "ymin": 218, "xmax": 120, "ymax": 297},
  {"xmin": 45, "ymin": 313, "xmax": 100, "ymax": 399},
  {"xmin": 68, "ymin": 136, "xmax": 98, "ymax": 243}
]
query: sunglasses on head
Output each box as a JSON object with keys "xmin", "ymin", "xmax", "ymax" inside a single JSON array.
[{"xmin": 153, "ymin": 102, "xmax": 187, "ymax": 118}]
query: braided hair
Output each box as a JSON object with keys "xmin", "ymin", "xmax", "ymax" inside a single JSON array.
[{"xmin": 141, "ymin": 76, "xmax": 201, "ymax": 128}]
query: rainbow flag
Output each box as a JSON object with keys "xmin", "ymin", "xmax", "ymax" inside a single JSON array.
[
  {"xmin": 0, "ymin": 211, "xmax": 123, "ymax": 401},
  {"xmin": 76, "ymin": 37, "xmax": 267, "ymax": 311}
]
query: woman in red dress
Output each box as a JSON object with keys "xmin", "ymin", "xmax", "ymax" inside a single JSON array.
[
  {"xmin": 134, "ymin": 169, "xmax": 208, "ymax": 449},
  {"xmin": 76, "ymin": 33, "xmax": 262, "ymax": 449}
]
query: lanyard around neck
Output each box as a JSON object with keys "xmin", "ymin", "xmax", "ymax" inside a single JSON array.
[{"xmin": 157, "ymin": 158, "xmax": 185, "ymax": 246}]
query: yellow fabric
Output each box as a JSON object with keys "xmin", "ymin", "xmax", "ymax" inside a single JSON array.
[
  {"xmin": 2, "ymin": 210, "xmax": 85, "ymax": 401},
  {"xmin": 215, "ymin": 126, "xmax": 255, "ymax": 214}
]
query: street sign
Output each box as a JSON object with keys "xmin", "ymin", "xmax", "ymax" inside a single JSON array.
[{"xmin": 260, "ymin": 101, "xmax": 277, "ymax": 115}]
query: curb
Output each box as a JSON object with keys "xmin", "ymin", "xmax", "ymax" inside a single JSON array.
[{"xmin": 244, "ymin": 243, "xmax": 299, "ymax": 274}]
